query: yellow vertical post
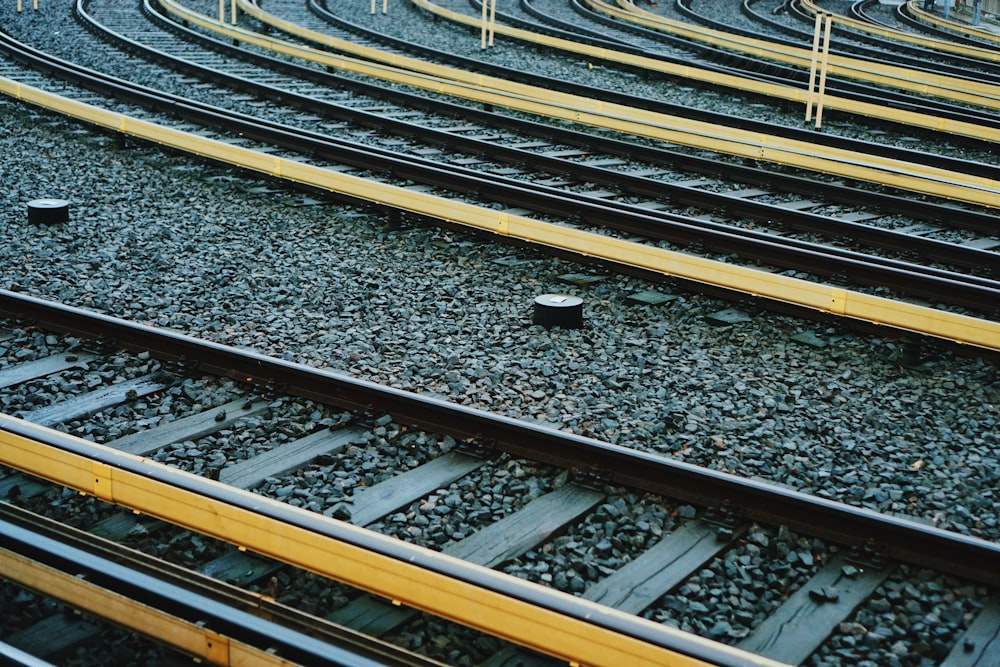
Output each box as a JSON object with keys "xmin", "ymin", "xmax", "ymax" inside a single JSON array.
[
  {"xmin": 219, "ymin": 0, "xmax": 224, "ymax": 22},
  {"xmin": 481, "ymin": 0, "xmax": 488, "ymax": 49},
  {"xmin": 33, "ymin": 0, "xmax": 37, "ymax": 9},
  {"xmin": 383, "ymin": 0, "xmax": 388, "ymax": 14},
  {"xmin": 814, "ymin": 14, "xmax": 833, "ymax": 129},
  {"xmin": 488, "ymin": 0, "xmax": 497, "ymax": 46},
  {"xmin": 17, "ymin": 0, "xmax": 22, "ymax": 12},
  {"xmin": 231, "ymin": 0, "xmax": 237, "ymax": 24},
  {"xmin": 805, "ymin": 12, "xmax": 822, "ymax": 122},
  {"xmin": 371, "ymin": 0, "xmax": 376, "ymax": 13}
]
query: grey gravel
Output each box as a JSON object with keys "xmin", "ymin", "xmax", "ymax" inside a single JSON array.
[{"xmin": 1, "ymin": 2, "xmax": 998, "ymax": 666}]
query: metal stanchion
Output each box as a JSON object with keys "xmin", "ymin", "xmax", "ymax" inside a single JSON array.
[
  {"xmin": 231, "ymin": 0, "xmax": 237, "ymax": 24},
  {"xmin": 814, "ymin": 14, "xmax": 832, "ymax": 129},
  {"xmin": 805, "ymin": 13, "xmax": 823, "ymax": 122},
  {"xmin": 481, "ymin": 0, "xmax": 488, "ymax": 48},
  {"xmin": 488, "ymin": 0, "xmax": 496, "ymax": 46},
  {"xmin": 806, "ymin": 13, "xmax": 832, "ymax": 129},
  {"xmin": 219, "ymin": 0, "xmax": 224, "ymax": 22},
  {"xmin": 481, "ymin": 0, "xmax": 497, "ymax": 48}
]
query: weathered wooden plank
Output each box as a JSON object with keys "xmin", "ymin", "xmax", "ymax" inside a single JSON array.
[
  {"xmin": 583, "ymin": 519, "xmax": 744, "ymax": 613},
  {"xmin": 480, "ymin": 520, "xmax": 745, "ymax": 667},
  {"xmin": 198, "ymin": 549, "xmax": 282, "ymax": 587},
  {"xmin": 7, "ymin": 613, "xmax": 99, "ymax": 659},
  {"xmin": 325, "ymin": 597, "xmax": 391, "ymax": 632},
  {"xmin": 220, "ymin": 425, "xmax": 366, "ymax": 490},
  {"xmin": 348, "ymin": 452, "xmax": 485, "ymax": 527},
  {"xmin": 0, "ymin": 474, "xmax": 49, "ymax": 501},
  {"xmin": 0, "ymin": 352, "xmax": 95, "ymax": 389},
  {"xmin": 19, "ymin": 375, "xmax": 171, "ymax": 427},
  {"xmin": 90, "ymin": 512, "xmax": 145, "ymax": 542},
  {"xmin": 738, "ymin": 557, "xmax": 893, "ymax": 664},
  {"xmin": 446, "ymin": 484, "xmax": 604, "ymax": 568},
  {"xmin": 110, "ymin": 398, "xmax": 270, "ymax": 456},
  {"xmin": 328, "ymin": 484, "xmax": 605, "ymax": 636},
  {"xmin": 942, "ymin": 597, "xmax": 1000, "ymax": 667}
]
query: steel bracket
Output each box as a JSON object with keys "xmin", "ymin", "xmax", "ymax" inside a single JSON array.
[
  {"xmin": 571, "ymin": 466, "xmax": 613, "ymax": 490},
  {"xmin": 702, "ymin": 499, "xmax": 743, "ymax": 540},
  {"xmin": 846, "ymin": 538, "xmax": 889, "ymax": 570},
  {"xmin": 455, "ymin": 436, "xmax": 496, "ymax": 459}
]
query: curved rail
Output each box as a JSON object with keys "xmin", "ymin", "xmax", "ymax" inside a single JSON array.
[
  {"xmin": 0, "ymin": 505, "xmax": 433, "ymax": 667},
  {"xmin": 589, "ymin": 0, "xmax": 1000, "ymax": 109},
  {"xmin": 1, "ymin": 14, "xmax": 999, "ymax": 351},
  {"xmin": 799, "ymin": 0, "xmax": 1000, "ymax": 60},
  {"xmin": 62, "ymin": 0, "xmax": 1000, "ymax": 308},
  {"xmin": 410, "ymin": 0, "xmax": 1000, "ymax": 143},
  {"xmin": 1, "ymin": 291, "xmax": 998, "ymax": 588},
  {"xmin": 213, "ymin": 0, "xmax": 1000, "ymax": 206},
  {"xmin": 904, "ymin": 0, "xmax": 1000, "ymax": 46}
]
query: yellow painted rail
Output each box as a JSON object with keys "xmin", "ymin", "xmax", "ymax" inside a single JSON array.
[
  {"xmin": 0, "ymin": 547, "xmax": 294, "ymax": 666},
  {"xmin": 2, "ymin": 75, "xmax": 999, "ymax": 351},
  {"xmin": 601, "ymin": 0, "xmax": 1000, "ymax": 109},
  {"xmin": 402, "ymin": 0, "xmax": 1000, "ymax": 143},
  {"xmin": 906, "ymin": 0, "xmax": 1000, "ymax": 46},
  {"xmin": 163, "ymin": 0, "xmax": 1000, "ymax": 209},
  {"xmin": 0, "ymin": 417, "xmax": 782, "ymax": 667},
  {"xmin": 798, "ymin": 0, "xmax": 1000, "ymax": 61}
]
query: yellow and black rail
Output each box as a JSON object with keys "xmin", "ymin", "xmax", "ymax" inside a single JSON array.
[
  {"xmin": 0, "ymin": 414, "xmax": 778, "ymax": 667},
  {"xmin": 591, "ymin": 0, "xmax": 1000, "ymax": 108},
  {"xmin": 395, "ymin": 0, "xmax": 1000, "ymax": 142},
  {"xmin": 801, "ymin": 0, "xmax": 1000, "ymax": 60},
  {"xmin": 1, "ymin": 301, "xmax": 999, "ymax": 662},
  {"xmin": 2, "ymin": 20, "xmax": 999, "ymax": 352},
  {"xmin": 169, "ymin": 0, "xmax": 1000, "ymax": 208},
  {"xmin": 0, "ymin": 503, "xmax": 438, "ymax": 667},
  {"xmin": 905, "ymin": 0, "xmax": 1000, "ymax": 46}
]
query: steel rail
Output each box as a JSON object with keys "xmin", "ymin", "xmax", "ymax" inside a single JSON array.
[
  {"xmin": 411, "ymin": 0, "xmax": 1000, "ymax": 144},
  {"xmin": 905, "ymin": 0, "xmax": 1000, "ymax": 46},
  {"xmin": 797, "ymin": 0, "xmax": 1000, "ymax": 62},
  {"xmin": 2, "ymin": 64, "xmax": 998, "ymax": 351},
  {"xmin": 208, "ymin": 0, "xmax": 1000, "ymax": 207},
  {"xmin": 0, "ymin": 292, "xmax": 999, "ymax": 590},
  {"xmin": 42, "ymin": 4, "xmax": 1000, "ymax": 304},
  {"xmin": 306, "ymin": 0, "xmax": 1000, "ymax": 181},
  {"xmin": 735, "ymin": 0, "xmax": 1000, "ymax": 74},
  {"xmin": 517, "ymin": 0, "xmax": 1000, "ymax": 128},
  {"xmin": 889, "ymin": 0, "xmax": 1000, "ymax": 49},
  {"xmin": 119, "ymin": 0, "xmax": 1000, "ymax": 244},
  {"xmin": 0, "ymin": 414, "xmax": 770, "ymax": 667},
  {"xmin": 0, "ymin": 505, "xmax": 438, "ymax": 667},
  {"xmin": 599, "ymin": 0, "xmax": 1000, "ymax": 109},
  {"xmin": 0, "ymin": 642, "xmax": 56, "ymax": 667}
]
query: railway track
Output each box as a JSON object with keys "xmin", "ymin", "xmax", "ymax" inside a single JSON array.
[
  {"xmin": 9, "ymin": 0, "xmax": 996, "ymax": 336},
  {"xmin": 1, "ymin": 294, "xmax": 999, "ymax": 666},
  {"xmin": 1, "ymin": 3, "xmax": 999, "ymax": 664},
  {"xmin": 0, "ymin": 503, "xmax": 435, "ymax": 666},
  {"xmin": 92, "ymin": 2, "xmax": 1000, "ymax": 293},
  {"xmin": 463, "ymin": 0, "xmax": 1000, "ymax": 128},
  {"xmin": 1, "ymin": 6, "xmax": 996, "ymax": 352},
  {"xmin": 687, "ymin": 0, "xmax": 1000, "ymax": 76},
  {"xmin": 860, "ymin": 0, "xmax": 1000, "ymax": 51}
]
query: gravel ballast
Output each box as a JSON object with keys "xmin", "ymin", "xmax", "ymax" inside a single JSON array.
[
  {"xmin": 0, "ymin": 72, "xmax": 997, "ymax": 542},
  {"xmin": 0, "ymin": 3, "xmax": 998, "ymax": 665}
]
